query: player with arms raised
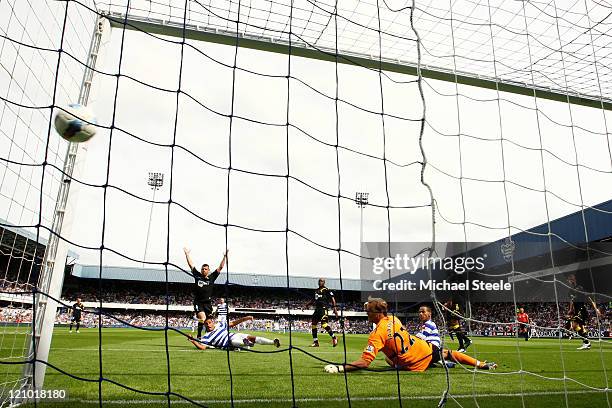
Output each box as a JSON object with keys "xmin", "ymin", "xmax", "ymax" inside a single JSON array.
[
  {"xmin": 308, "ymin": 278, "xmax": 338, "ymax": 347},
  {"xmin": 324, "ymin": 298, "xmax": 496, "ymax": 373},
  {"xmin": 183, "ymin": 247, "xmax": 228, "ymax": 340}
]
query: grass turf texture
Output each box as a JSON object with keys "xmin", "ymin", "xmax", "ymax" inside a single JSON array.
[{"xmin": 0, "ymin": 328, "xmax": 610, "ymax": 407}]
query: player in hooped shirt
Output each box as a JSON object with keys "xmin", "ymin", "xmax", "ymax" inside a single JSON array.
[
  {"xmin": 216, "ymin": 298, "xmax": 228, "ymax": 323},
  {"xmin": 189, "ymin": 315, "xmax": 280, "ymax": 350}
]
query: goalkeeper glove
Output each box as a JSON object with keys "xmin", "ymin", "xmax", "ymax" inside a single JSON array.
[{"xmin": 324, "ymin": 364, "xmax": 344, "ymax": 373}]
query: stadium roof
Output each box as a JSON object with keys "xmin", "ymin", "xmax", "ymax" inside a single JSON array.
[
  {"xmin": 71, "ymin": 264, "xmax": 366, "ymax": 291},
  {"xmin": 0, "ymin": 218, "xmax": 80, "ymax": 260},
  {"xmin": 481, "ymin": 198, "xmax": 612, "ymax": 268}
]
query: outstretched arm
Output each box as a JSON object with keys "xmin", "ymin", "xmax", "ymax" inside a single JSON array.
[
  {"xmin": 568, "ymin": 300, "xmax": 575, "ymax": 316},
  {"xmin": 326, "ymin": 335, "xmax": 381, "ymax": 373},
  {"xmin": 190, "ymin": 338, "xmax": 207, "ymax": 350},
  {"xmin": 183, "ymin": 247, "xmax": 195, "ymax": 271},
  {"xmin": 229, "ymin": 315, "xmax": 253, "ymax": 328},
  {"xmin": 331, "ymin": 296, "xmax": 338, "ymax": 317},
  {"xmin": 588, "ymin": 297, "xmax": 602, "ymax": 317},
  {"xmin": 325, "ymin": 358, "xmax": 370, "ymax": 373},
  {"xmin": 216, "ymin": 250, "xmax": 229, "ymax": 272}
]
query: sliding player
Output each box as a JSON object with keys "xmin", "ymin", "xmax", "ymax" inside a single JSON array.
[
  {"xmin": 443, "ymin": 299, "xmax": 472, "ymax": 352},
  {"xmin": 307, "ymin": 278, "xmax": 338, "ymax": 347},
  {"xmin": 323, "ymin": 298, "xmax": 496, "ymax": 373},
  {"xmin": 517, "ymin": 307, "xmax": 530, "ymax": 341},
  {"xmin": 567, "ymin": 273, "xmax": 601, "ymax": 350},
  {"xmin": 69, "ymin": 298, "xmax": 84, "ymax": 333},
  {"xmin": 183, "ymin": 247, "xmax": 228, "ymax": 340},
  {"xmin": 189, "ymin": 315, "xmax": 280, "ymax": 350}
]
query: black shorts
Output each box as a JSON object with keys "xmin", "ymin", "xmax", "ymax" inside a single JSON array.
[
  {"xmin": 194, "ymin": 301, "xmax": 213, "ymax": 316},
  {"xmin": 312, "ymin": 308, "xmax": 329, "ymax": 324},
  {"xmin": 447, "ymin": 321, "xmax": 462, "ymax": 332},
  {"xmin": 570, "ymin": 308, "xmax": 588, "ymax": 326},
  {"xmin": 71, "ymin": 315, "xmax": 81, "ymax": 322},
  {"xmin": 428, "ymin": 344, "xmax": 442, "ymax": 367}
]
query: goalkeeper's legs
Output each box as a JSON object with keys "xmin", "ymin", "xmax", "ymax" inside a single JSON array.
[{"xmin": 444, "ymin": 349, "xmax": 496, "ymax": 370}]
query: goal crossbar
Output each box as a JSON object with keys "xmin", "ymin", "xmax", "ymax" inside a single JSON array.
[{"xmin": 105, "ymin": 12, "xmax": 612, "ymax": 111}]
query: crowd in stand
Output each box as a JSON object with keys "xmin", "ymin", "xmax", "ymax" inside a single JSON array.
[
  {"xmin": 0, "ymin": 279, "xmax": 33, "ymax": 294},
  {"xmin": 1, "ymin": 300, "xmax": 609, "ymax": 337},
  {"xmin": 2, "ymin": 273, "xmax": 611, "ymax": 337},
  {"xmin": 0, "ymin": 307, "xmax": 32, "ymax": 324},
  {"xmin": 60, "ymin": 284, "xmax": 366, "ymax": 311},
  {"xmin": 0, "ymin": 308, "xmax": 371, "ymax": 334}
]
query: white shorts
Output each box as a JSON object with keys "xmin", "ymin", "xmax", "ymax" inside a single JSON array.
[{"xmin": 229, "ymin": 333, "xmax": 254, "ymax": 348}]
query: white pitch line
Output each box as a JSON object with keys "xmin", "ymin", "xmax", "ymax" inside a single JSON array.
[{"xmin": 66, "ymin": 389, "xmax": 611, "ymax": 405}]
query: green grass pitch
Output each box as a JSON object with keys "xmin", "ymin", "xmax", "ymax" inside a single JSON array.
[{"xmin": 1, "ymin": 328, "xmax": 610, "ymax": 407}]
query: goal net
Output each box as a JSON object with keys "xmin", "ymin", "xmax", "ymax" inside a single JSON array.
[{"xmin": 0, "ymin": 0, "xmax": 611, "ymax": 406}]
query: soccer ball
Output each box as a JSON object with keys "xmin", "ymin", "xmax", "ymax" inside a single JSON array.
[{"xmin": 54, "ymin": 103, "xmax": 97, "ymax": 143}]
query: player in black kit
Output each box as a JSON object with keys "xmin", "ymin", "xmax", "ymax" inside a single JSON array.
[
  {"xmin": 308, "ymin": 278, "xmax": 338, "ymax": 347},
  {"xmin": 566, "ymin": 273, "xmax": 600, "ymax": 350},
  {"xmin": 69, "ymin": 298, "xmax": 84, "ymax": 333},
  {"xmin": 183, "ymin": 247, "xmax": 228, "ymax": 340},
  {"xmin": 442, "ymin": 299, "xmax": 472, "ymax": 352}
]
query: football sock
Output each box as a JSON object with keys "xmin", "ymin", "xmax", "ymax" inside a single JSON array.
[
  {"xmin": 197, "ymin": 322, "xmax": 204, "ymax": 338},
  {"xmin": 457, "ymin": 332, "xmax": 465, "ymax": 349},
  {"xmin": 450, "ymin": 351, "xmax": 482, "ymax": 368}
]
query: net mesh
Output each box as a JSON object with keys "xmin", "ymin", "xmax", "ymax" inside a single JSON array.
[{"xmin": 0, "ymin": 0, "xmax": 610, "ymax": 407}]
